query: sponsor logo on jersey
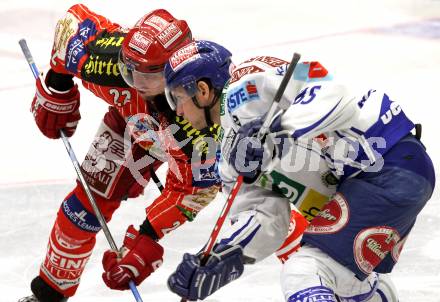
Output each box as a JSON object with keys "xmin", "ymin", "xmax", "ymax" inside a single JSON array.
[
  {"xmin": 143, "ymin": 15, "xmax": 169, "ymax": 31},
  {"xmin": 296, "ymin": 190, "xmax": 330, "ymax": 222},
  {"xmin": 357, "ymin": 89, "xmax": 376, "ymax": 108},
  {"xmin": 220, "ymin": 93, "xmax": 226, "ymax": 116},
  {"xmin": 157, "ymin": 23, "xmax": 183, "ymax": 49},
  {"xmin": 83, "ymin": 55, "xmax": 121, "ymax": 77},
  {"xmin": 54, "ymin": 223, "xmax": 89, "ymax": 250},
  {"xmin": 81, "ymin": 128, "xmax": 126, "ymax": 197},
  {"xmin": 195, "ymin": 166, "xmax": 219, "ymax": 181},
  {"xmin": 260, "ymin": 170, "xmax": 306, "ymax": 205},
  {"xmin": 46, "ymin": 243, "xmax": 90, "ymax": 271},
  {"xmin": 181, "ymin": 187, "xmax": 219, "ymax": 212},
  {"xmin": 54, "ymin": 16, "xmax": 76, "ymax": 52},
  {"xmin": 321, "ymin": 170, "xmax": 339, "ymax": 187},
  {"xmin": 354, "ymin": 226, "xmax": 400, "ymax": 274},
  {"xmin": 242, "ymin": 56, "xmax": 288, "ymax": 67},
  {"xmin": 42, "ymin": 234, "xmax": 92, "ymax": 290},
  {"xmin": 305, "ymin": 193, "xmax": 349, "ymax": 233},
  {"xmin": 192, "ymin": 154, "xmax": 221, "ymax": 188},
  {"xmin": 227, "ymin": 80, "xmax": 260, "ymax": 113},
  {"xmin": 220, "ymin": 81, "xmax": 230, "ymax": 116},
  {"xmin": 64, "ymin": 19, "xmax": 97, "ymax": 73},
  {"xmin": 230, "ymin": 65, "xmax": 264, "ymax": 84},
  {"xmin": 53, "ymin": 13, "xmax": 78, "ymax": 66},
  {"xmin": 169, "ymin": 42, "xmax": 200, "ymax": 71},
  {"xmin": 391, "ymin": 235, "xmax": 407, "ymax": 262},
  {"xmin": 65, "ymin": 37, "xmax": 86, "ymax": 73},
  {"xmin": 380, "ymin": 100, "xmax": 402, "ymax": 125},
  {"xmin": 95, "ymin": 36, "xmax": 124, "ymax": 49},
  {"xmin": 174, "ymin": 116, "xmax": 220, "ymax": 156},
  {"xmin": 288, "ymin": 286, "xmax": 335, "ymax": 301},
  {"xmin": 129, "ymin": 32, "xmax": 152, "ymax": 55},
  {"xmin": 61, "ymin": 195, "xmax": 101, "ymax": 233}
]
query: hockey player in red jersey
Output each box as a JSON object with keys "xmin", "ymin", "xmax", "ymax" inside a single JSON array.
[{"xmin": 19, "ymin": 4, "xmax": 222, "ymax": 302}]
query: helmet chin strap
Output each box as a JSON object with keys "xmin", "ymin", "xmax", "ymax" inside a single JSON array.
[{"xmin": 191, "ymin": 88, "xmax": 221, "ymax": 127}]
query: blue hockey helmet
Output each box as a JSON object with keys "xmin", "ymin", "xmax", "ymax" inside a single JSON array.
[{"xmin": 164, "ymin": 40, "xmax": 232, "ymax": 111}]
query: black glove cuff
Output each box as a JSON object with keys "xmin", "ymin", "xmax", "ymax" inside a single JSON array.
[
  {"xmin": 139, "ymin": 218, "xmax": 159, "ymax": 241},
  {"xmin": 46, "ymin": 69, "xmax": 74, "ymax": 91}
]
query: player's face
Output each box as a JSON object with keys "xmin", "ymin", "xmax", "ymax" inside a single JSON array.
[
  {"xmin": 132, "ymin": 71, "xmax": 165, "ymax": 98},
  {"xmin": 171, "ymin": 86, "xmax": 207, "ymax": 129}
]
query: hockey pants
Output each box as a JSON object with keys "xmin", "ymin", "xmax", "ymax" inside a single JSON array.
[{"xmin": 282, "ymin": 245, "xmax": 399, "ymax": 302}]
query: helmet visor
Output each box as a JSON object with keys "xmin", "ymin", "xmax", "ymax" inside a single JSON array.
[
  {"xmin": 118, "ymin": 50, "xmax": 164, "ymax": 91},
  {"xmin": 165, "ymin": 81, "xmax": 198, "ymax": 111}
]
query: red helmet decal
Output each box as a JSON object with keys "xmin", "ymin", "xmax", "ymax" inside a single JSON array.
[
  {"xmin": 157, "ymin": 23, "xmax": 183, "ymax": 49},
  {"xmin": 121, "ymin": 9, "xmax": 192, "ymax": 73},
  {"xmin": 305, "ymin": 193, "xmax": 350, "ymax": 234},
  {"xmin": 169, "ymin": 42, "xmax": 199, "ymax": 71},
  {"xmin": 143, "ymin": 15, "xmax": 169, "ymax": 31},
  {"xmin": 128, "ymin": 32, "xmax": 152, "ymax": 55}
]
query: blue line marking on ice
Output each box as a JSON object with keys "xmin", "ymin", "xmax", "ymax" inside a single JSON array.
[{"xmin": 376, "ymin": 18, "xmax": 440, "ymax": 39}]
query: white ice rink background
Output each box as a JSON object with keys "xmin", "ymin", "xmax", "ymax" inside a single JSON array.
[{"xmin": 1, "ymin": 0, "xmax": 440, "ymax": 301}]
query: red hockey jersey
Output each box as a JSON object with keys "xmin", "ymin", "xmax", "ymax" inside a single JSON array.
[{"xmin": 50, "ymin": 4, "xmax": 221, "ymax": 238}]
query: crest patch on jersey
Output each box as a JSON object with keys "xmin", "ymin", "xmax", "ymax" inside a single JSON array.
[
  {"xmin": 305, "ymin": 193, "xmax": 349, "ymax": 234},
  {"xmin": 354, "ymin": 226, "xmax": 400, "ymax": 274},
  {"xmin": 391, "ymin": 235, "xmax": 407, "ymax": 262},
  {"xmin": 321, "ymin": 170, "xmax": 339, "ymax": 187},
  {"xmin": 53, "ymin": 13, "xmax": 79, "ymax": 65}
]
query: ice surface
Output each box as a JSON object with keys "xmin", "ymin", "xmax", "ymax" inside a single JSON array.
[{"xmin": 1, "ymin": 0, "xmax": 439, "ymax": 301}]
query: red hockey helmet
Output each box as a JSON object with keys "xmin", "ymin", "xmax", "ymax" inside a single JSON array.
[{"xmin": 119, "ymin": 9, "xmax": 192, "ymax": 88}]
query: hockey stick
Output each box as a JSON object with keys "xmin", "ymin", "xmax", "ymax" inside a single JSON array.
[
  {"xmin": 19, "ymin": 39, "xmax": 144, "ymax": 302},
  {"xmin": 150, "ymin": 166, "xmax": 164, "ymax": 192},
  {"xmin": 181, "ymin": 52, "xmax": 301, "ymax": 302}
]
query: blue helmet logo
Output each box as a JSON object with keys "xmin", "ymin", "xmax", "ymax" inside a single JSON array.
[{"xmin": 164, "ymin": 40, "xmax": 233, "ymax": 92}]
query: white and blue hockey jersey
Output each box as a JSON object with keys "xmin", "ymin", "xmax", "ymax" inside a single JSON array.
[
  {"xmin": 218, "ymin": 57, "xmax": 338, "ymax": 262},
  {"xmin": 217, "ymin": 55, "xmax": 415, "ymax": 263},
  {"xmin": 280, "ymin": 65, "xmax": 414, "ymax": 180},
  {"xmin": 222, "ymin": 56, "xmax": 414, "ymax": 181}
]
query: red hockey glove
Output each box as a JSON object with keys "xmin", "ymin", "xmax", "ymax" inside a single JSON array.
[
  {"xmin": 102, "ymin": 225, "xmax": 164, "ymax": 290},
  {"xmin": 31, "ymin": 72, "xmax": 80, "ymax": 139}
]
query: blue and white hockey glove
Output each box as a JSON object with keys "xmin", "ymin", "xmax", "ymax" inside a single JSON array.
[
  {"xmin": 229, "ymin": 115, "xmax": 284, "ymax": 179},
  {"xmin": 168, "ymin": 244, "xmax": 244, "ymax": 300}
]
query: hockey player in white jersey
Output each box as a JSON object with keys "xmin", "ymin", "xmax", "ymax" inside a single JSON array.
[{"xmin": 163, "ymin": 40, "xmax": 435, "ymax": 301}]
